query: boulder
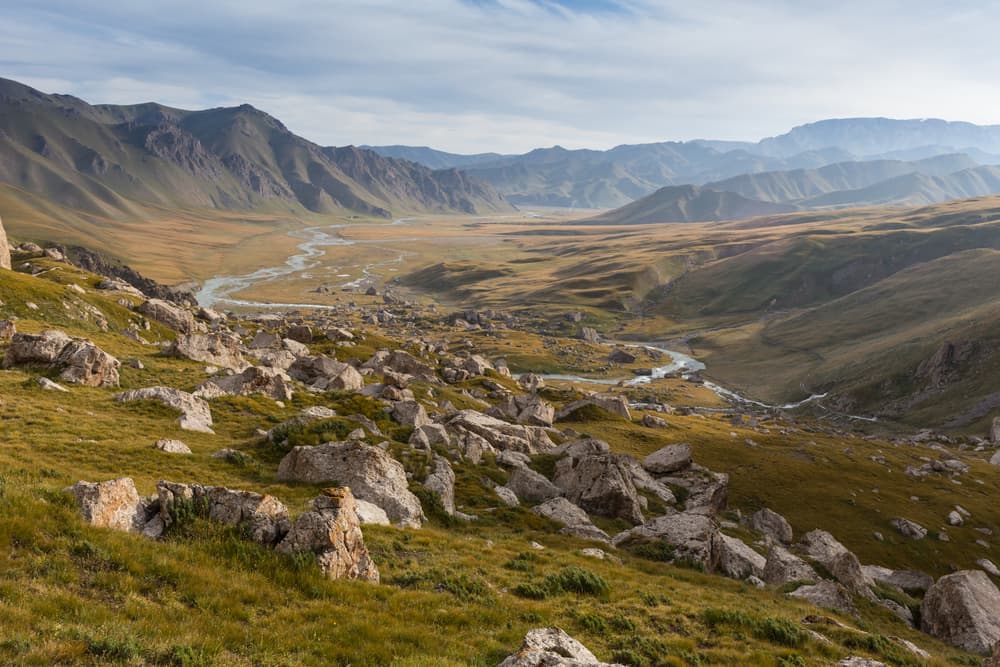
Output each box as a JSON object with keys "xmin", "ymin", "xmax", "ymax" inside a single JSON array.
[
  {"xmin": 641, "ymin": 414, "xmax": 669, "ymax": 428},
  {"xmin": 613, "ymin": 511, "xmax": 719, "ymax": 570},
  {"xmin": 55, "ymin": 340, "xmax": 120, "ymax": 387},
  {"xmin": 276, "ymin": 441, "xmax": 425, "ymax": 528},
  {"xmin": 499, "ymin": 394, "xmax": 555, "ymax": 427},
  {"xmin": 137, "ymin": 299, "xmax": 197, "ymax": 333},
  {"xmin": 506, "ymin": 466, "xmax": 563, "ymax": 505},
  {"xmin": 199, "ymin": 366, "xmax": 295, "ymax": 401},
  {"xmin": 153, "ymin": 439, "xmax": 191, "ymax": 454},
  {"xmin": 658, "ymin": 463, "xmax": 728, "ymax": 514},
  {"xmin": 0, "ymin": 215, "xmax": 10, "ymax": 270},
  {"xmin": 553, "ymin": 438, "xmax": 610, "ymax": 459},
  {"xmin": 391, "ymin": 400, "xmax": 430, "ymax": 428},
  {"xmin": 423, "ymin": 456, "xmax": 455, "ymax": 515},
  {"xmin": 609, "ymin": 348, "xmax": 636, "ymax": 364},
  {"xmin": 364, "ymin": 349, "xmax": 437, "ymax": 383},
  {"xmin": 642, "ymin": 443, "xmax": 692, "ymax": 474},
  {"xmin": 828, "ymin": 551, "xmax": 875, "ymax": 598},
  {"xmin": 861, "ymin": 567, "xmax": 934, "ymax": 593},
  {"xmin": 921, "ymin": 570, "xmax": 1000, "ymax": 654},
  {"xmin": 789, "ymin": 581, "xmax": 857, "ymax": 616},
  {"xmin": 447, "ymin": 410, "xmax": 554, "ymax": 454},
  {"xmin": 532, "ymin": 497, "xmax": 610, "ymax": 543},
  {"xmin": 518, "ymin": 374, "xmax": 545, "ymax": 392},
  {"xmin": 276, "ymin": 488, "xmax": 379, "ymax": 582},
  {"xmin": 116, "ymin": 386, "xmax": 214, "ymax": 433},
  {"xmin": 498, "ymin": 627, "xmax": 623, "ymax": 667},
  {"xmin": 494, "ymin": 485, "xmax": 520, "ymax": 507},
  {"xmin": 165, "ymin": 333, "xmax": 245, "ymax": 369},
  {"xmin": 3, "ymin": 330, "xmax": 72, "ymax": 366},
  {"xmin": 355, "ymin": 499, "xmax": 391, "ymax": 526},
  {"xmin": 799, "ymin": 529, "xmax": 849, "ymax": 564},
  {"xmin": 463, "ymin": 354, "xmax": 493, "ymax": 376},
  {"xmin": 553, "ymin": 453, "xmax": 645, "ymax": 524},
  {"xmin": 555, "ymin": 394, "xmax": 631, "ymax": 421},
  {"xmin": 761, "ymin": 545, "xmax": 819, "ymax": 586},
  {"xmin": 890, "ymin": 518, "xmax": 927, "ymax": 540},
  {"xmin": 284, "ymin": 325, "xmax": 313, "ymax": 344},
  {"xmin": 992, "ymin": 416, "xmax": 1000, "ymax": 445},
  {"xmin": 156, "ymin": 481, "xmax": 291, "ymax": 546},
  {"xmin": 748, "ymin": 508, "xmax": 793, "ymax": 544},
  {"xmin": 39, "ymin": 377, "xmax": 68, "ymax": 392},
  {"xmin": 70, "ymin": 478, "xmax": 148, "ymax": 532},
  {"xmin": 712, "ymin": 532, "xmax": 766, "ymax": 579},
  {"xmin": 288, "ymin": 355, "xmax": 363, "ymax": 391}
]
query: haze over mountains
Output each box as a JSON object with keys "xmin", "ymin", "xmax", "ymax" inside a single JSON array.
[{"xmin": 0, "ymin": 77, "xmax": 513, "ymax": 220}]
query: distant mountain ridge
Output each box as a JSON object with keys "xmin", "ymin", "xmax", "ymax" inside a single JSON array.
[{"xmin": 0, "ymin": 77, "xmax": 513, "ymax": 219}]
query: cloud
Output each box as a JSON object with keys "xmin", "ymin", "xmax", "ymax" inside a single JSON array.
[{"xmin": 1, "ymin": 1, "xmax": 999, "ymax": 153}]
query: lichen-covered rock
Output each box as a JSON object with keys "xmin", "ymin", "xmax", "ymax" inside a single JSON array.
[
  {"xmin": 198, "ymin": 366, "xmax": 295, "ymax": 401},
  {"xmin": 498, "ymin": 627, "xmax": 624, "ymax": 667},
  {"xmin": 712, "ymin": 532, "xmax": 766, "ymax": 579},
  {"xmin": 921, "ymin": 570, "xmax": 1000, "ymax": 654},
  {"xmin": 890, "ymin": 517, "xmax": 927, "ymax": 540},
  {"xmin": 276, "ymin": 488, "xmax": 379, "ymax": 582},
  {"xmin": 553, "ymin": 453, "xmax": 645, "ymax": 525},
  {"xmin": 153, "ymin": 439, "xmax": 191, "ymax": 454},
  {"xmin": 391, "ymin": 399, "xmax": 430, "ymax": 427},
  {"xmin": 55, "ymin": 340, "xmax": 120, "ymax": 387},
  {"xmin": 506, "ymin": 466, "xmax": 563, "ymax": 505},
  {"xmin": 613, "ymin": 511, "xmax": 719, "ymax": 570},
  {"xmin": 3, "ymin": 330, "xmax": 72, "ymax": 366},
  {"xmin": 555, "ymin": 394, "xmax": 631, "ymax": 421},
  {"xmin": 276, "ymin": 441, "xmax": 425, "ymax": 528},
  {"xmin": 165, "ymin": 333, "xmax": 246, "ymax": 370},
  {"xmin": 447, "ymin": 409, "xmax": 554, "ymax": 454},
  {"xmin": 116, "ymin": 386, "xmax": 214, "ymax": 433},
  {"xmin": 70, "ymin": 478, "xmax": 148, "ymax": 532},
  {"xmin": 788, "ymin": 580, "xmax": 857, "ymax": 616}
]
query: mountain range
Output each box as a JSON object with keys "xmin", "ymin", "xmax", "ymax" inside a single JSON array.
[{"xmin": 0, "ymin": 78, "xmax": 513, "ymax": 220}]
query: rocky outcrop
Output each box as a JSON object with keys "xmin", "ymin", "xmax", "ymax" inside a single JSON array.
[
  {"xmin": 712, "ymin": 532, "xmax": 766, "ymax": 579},
  {"xmin": 642, "ymin": 443, "xmax": 692, "ymax": 474},
  {"xmin": 532, "ymin": 497, "xmax": 610, "ymax": 542},
  {"xmin": 762, "ymin": 545, "xmax": 819, "ymax": 586},
  {"xmin": 288, "ymin": 355, "xmax": 364, "ymax": 391},
  {"xmin": 613, "ymin": 511, "xmax": 718, "ymax": 570},
  {"xmin": 70, "ymin": 478, "xmax": 148, "ymax": 532},
  {"xmin": 498, "ymin": 627, "xmax": 623, "ymax": 667},
  {"xmin": 498, "ymin": 393, "xmax": 555, "ymax": 427},
  {"xmin": 138, "ymin": 298, "xmax": 197, "ymax": 333},
  {"xmin": 198, "ymin": 366, "xmax": 295, "ymax": 401},
  {"xmin": 0, "ymin": 215, "xmax": 10, "ymax": 270},
  {"xmin": 789, "ymin": 580, "xmax": 857, "ymax": 616},
  {"xmin": 116, "ymin": 386, "xmax": 214, "ymax": 433},
  {"xmin": 275, "ymin": 488, "xmax": 379, "ymax": 582},
  {"xmin": 165, "ymin": 333, "xmax": 245, "ymax": 369},
  {"xmin": 553, "ymin": 453, "xmax": 645, "ymax": 524},
  {"xmin": 276, "ymin": 441, "xmax": 425, "ymax": 527},
  {"xmin": 3, "ymin": 330, "xmax": 120, "ymax": 387},
  {"xmin": 157, "ymin": 481, "xmax": 292, "ymax": 546},
  {"xmin": 447, "ymin": 410, "xmax": 554, "ymax": 455},
  {"xmin": 657, "ymin": 464, "xmax": 728, "ymax": 514},
  {"xmin": 391, "ymin": 400, "xmax": 430, "ymax": 427},
  {"xmin": 555, "ymin": 394, "xmax": 631, "ymax": 421},
  {"xmin": 423, "ymin": 456, "xmax": 455, "ymax": 515},
  {"xmin": 506, "ymin": 466, "xmax": 563, "ymax": 504},
  {"xmin": 921, "ymin": 570, "xmax": 1000, "ymax": 654},
  {"xmin": 749, "ymin": 507, "xmax": 793, "ymax": 544}
]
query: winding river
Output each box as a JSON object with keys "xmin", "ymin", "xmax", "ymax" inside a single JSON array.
[{"xmin": 195, "ymin": 220, "xmax": 874, "ymax": 419}]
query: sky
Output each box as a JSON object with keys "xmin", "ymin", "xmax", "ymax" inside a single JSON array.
[{"xmin": 2, "ymin": 0, "xmax": 999, "ymax": 154}]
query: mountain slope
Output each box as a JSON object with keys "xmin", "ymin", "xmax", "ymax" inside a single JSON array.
[
  {"xmin": 362, "ymin": 145, "xmax": 506, "ymax": 169},
  {"xmin": 582, "ymin": 185, "xmax": 796, "ymax": 224},
  {"xmin": 0, "ymin": 77, "xmax": 513, "ymax": 219}
]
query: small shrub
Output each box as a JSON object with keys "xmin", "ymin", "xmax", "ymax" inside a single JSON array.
[
  {"xmin": 702, "ymin": 609, "xmax": 805, "ymax": 648},
  {"xmin": 512, "ymin": 582, "xmax": 550, "ymax": 600},
  {"xmin": 437, "ymin": 573, "xmax": 490, "ymax": 602},
  {"xmin": 544, "ymin": 566, "xmax": 611, "ymax": 597},
  {"xmin": 777, "ymin": 655, "xmax": 807, "ymax": 667},
  {"xmin": 504, "ymin": 551, "xmax": 540, "ymax": 572},
  {"xmin": 626, "ymin": 539, "xmax": 676, "ymax": 563},
  {"xmin": 575, "ymin": 612, "xmax": 607, "ymax": 633}
]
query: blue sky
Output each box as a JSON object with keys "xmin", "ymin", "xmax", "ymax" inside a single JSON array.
[{"xmin": 2, "ymin": 1, "xmax": 998, "ymax": 153}]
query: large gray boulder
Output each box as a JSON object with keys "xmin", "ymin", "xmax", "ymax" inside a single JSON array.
[
  {"xmin": 657, "ymin": 463, "xmax": 728, "ymax": 514},
  {"xmin": 788, "ymin": 580, "xmax": 857, "ymax": 616},
  {"xmin": 288, "ymin": 355, "xmax": 363, "ymax": 391},
  {"xmin": 613, "ymin": 511, "xmax": 719, "ymax": 570},
  {"xmin": 553, "ymin": 453, "xmax": 645, "ymax": 525},
  {"xmin": 165, "ymin": 333, "xmax": 246, "ymax": 370},
  {"xmin": 712, "ymin": 532, "xmax": 766, "ymax": 579},
  {"xmin": 447, "ymin": 410, "xmax": 554, "ymax": 454},
  {"xmin": 156, "ymin": 481, "xmax": 292, "ymax": 546},
  {"xmin": 423, "ymin": 456, "xmax": 455, "ymax": 515},
  {"xmin": 3, "ymin": 330, "xmax": 72, "ymax": 367},
  {"xmin": 642, "ymin": 443, "xmax": 692, "ymax": 474},
  {"xmin": 506, "ymin": 466, "xmax": 563, "ymax": 505},
  {"xmin": 498, "ymin": 393, "xmax": 556, "ymax": 427},
  {"xmin": 890, "ymin": 517, "xmax": 927, "ymax": 540},
  {"xmin": 55, "ymin": 340, "xmax": 121, "ymax": 387},
  {"xmin": 555, "ymin": 394, "xmax": 631, "ymax": 421},
  {"xmin": 749, "ymin": 508, "xmax": 793, "ymax": 544},
  {"xmin": 276, "ymin": 441, "xmax": 425, "ymax": 528},
  {"xmin": 70, "ymin": 478, "xmax": 148, "ymax": 533},
  {"xmin": 138, "ymin": 298, "xmax": 197, "ymax": 333},
  {"xmin": 198, "ymin": 366, "xmax": 295, "ymax": 401},
  {"xmin": 116, "ymin": 386, "xmax": 214, "ymax": 433},
  {"xmin": 532, "ymin": 497, "xmax": 610, "ymax": 543},
  {"xmin": 391, "ymin": 400, "xmax": 430, "ymax": 428},
  {"xmin": 498, "ymin": 627, "xmax": 624, "ymax": 667},
  {"xmin": 761, "ymin": 545, "xmax": 819, "ymax": 586},
  {"xmin": 276, "ymin": 488, "xmax": 379, "ymax": 582},
  {"xmin": 921, "ymin": 570, "xmax": 1000, "ymax": 654}
]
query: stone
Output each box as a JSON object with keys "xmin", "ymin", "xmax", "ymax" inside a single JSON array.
[
  {"xmin": 799, "ymin": 529, "xmax": 849, "ymax": 563},
  {"xmin": 276, "ymin": 488, "xmax": 379, "ymax": 582},
  {"xmin": 518, "ymin": 373, "xmax": 545, "ymax": 392},
  {"xmin": 553, "ymin": 438, "xmax": 611, "ymax": 459},
  {"xmin": 498, "ymin": 627, "xmax": 623, "ymax": 667},
  {"xmin": 38, "ymin": 377, "xmax": 68, "ymax": 392},
  {"xmin": 580, "ymin": 327, "xmax": 601, "ymax": 343},
  {"xmin": 70, "ymin": 478, "xmax": 148, "ymax": 532},
  {"xmin": 878, "ymin": 598, "xmax": 914, "ymax": 626},
  {"xmin": 658, "ymin": 463, "xmax": 728, "ymax": 514},
  {"xmin": 838, "ymin": 658, "xmax": 885, "ymax": 666},
  {"xmin": 642, "ymin": 443, "xmax": 692, "ymax": 474},
  {"xmin": 423, "ymin": 456, "xmax": 455, "ymax": 515},
  {"xmin": 555, "ymin": 394, "xmax": 631, "ymax": 421},
  {"xmin": 712, "ymin": 532, "xmax": 766, "ymax": 579},
  {"xmin": 3, "ymin": 330, "xmax": 72, "ymax": 366},
  {"xmin": 749, "ymin": 507, "xmax": 793, "ymax": 544},
  {"xmin": 890, "ymin": 518, "xmax": 927, "ymax": 540},
  {"xmin": 156, "ymin": 481, "xmax": 291, "ymax": 546},
  {"xmin": 992, "ymin": 416, "xmax": 1000, "ymax": 445},
  {"xmin": 499, "ymin": 393, "xmax": 556, "ymax": 427},
  {"xmin": 829, "ymin": 551, "xmax": 874, "ymax": 598},
  {"xmin": 137, "ymin": 299, "xmax": 197, "ymax": 333},
  {"xmin": 447, "ymin": 409, "xmax": 555, "ymax": 454},
  {"xmin": 978, "ymin": 558, "xmax": 1000, "ymax": 577},
  {"xmin": 276, "ymin": 441, "xmax": 425, "ymax": 528},
  {"xmin": 288, "ymin": 355, "xmax": 363, "ymax": 391},
  {"xmin": 55, "ymin": 340, "xmax": 120, "ymax": 387},
  {"xmin": 613, "ymin": 512, "xmax": 719, "ymax": 570},
  {"xmin": 553, "ymin": 453, "xmax": 645, "ymax": 524},
  {"xmin": 165, "ymin": 333, "xmax": 245, "ymax": 369},
  {"xmin": 116, "ymin": 386, "xmax": 214, "ymax": 433},
  {"xmin": 506, "ymin": 466, "xmax": 563, "ymax": 505},
  {"xmin": 609, "ymin": 348, "xmax": 636, "ymax": 364},
  {"xmin": 788, "ymin": 580, "xmax": 857, "ymax": 616},
  {"xmin": 494, "ymin": 486, "xmax": 520, "ymax": 507},
  {"xmin": 285, "ymin": 324, "xmax": 313, "ymax": 344},
  {"xmin": 921, "ymin": 570, "xmax": 1000, "ymax": 654},
  {"xmin": 532, "ymin": 497, "xmax": 610, "ymax": 543},
  {"xmin": 0, "ymin": 215, "xmax": 10, "ymax": 270},
  {"xmin": 860, "ymin": 567, "xmax": 935, "ymax": 593},
  {"xmin": 153, "ymin": 439, "xmax": 191, "ymax": 454},
  {"xmin": 355, "ymin": 499, "xmax": 391, "ymax": 526},
  {"xmin": 199, "ymin": 366, "xmax": 295, "ymax": 401},
  {"xmin": 463, "ymin": 354, "xmax": 493, "ymax": 376},
  {"xmin": 391, "ymin": 400, "xmax": 430, "ymax": 428},
  {"xmin": 761, "ymin": 545, "xmax": 819, "ymax": 586},
  {"xmin": 641, "ymin": 414, "xmax": 668, "ymax": 428}
]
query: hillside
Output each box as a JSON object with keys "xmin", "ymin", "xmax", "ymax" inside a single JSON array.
[
  {"xmin": 582, "ymin": 185, "xmax": 797, "ymax": 224},
  {"xmin": 0, "ymin": 77, "xmax": 513, "ymax": 220}
]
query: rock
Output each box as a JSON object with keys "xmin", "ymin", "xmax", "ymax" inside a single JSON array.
[
  {"xmin": 199, "ymin": 366, "xmax": 295, "ymax": 401},
  {"xmin": 861, "ymin": 567, "xmax": 935, "ymax": 593},
  {"xmin": 890, "ymin": 518, "xmax": 927, "ymax": 540},
  {"xmin": 641, "ymin": 414, "xmax": 668, "ymax": 428},
  {"xmin": 0, "ymin": 215, "xmax": 10, "ymax": 270},
  {"xmin": 447, "ymin": 409, "xmax": 554, "ymax": 454},
  {"xmin": 658, "ymin": 463, "xmax": 728, "ymax": 514},
  {"xmin": 642, "ymin": 443, "xmax": 692, "ymax": 474},
  {"xmin": 282, "ymin": 338, "xmax": 310, "ymax": 357},
  {"xmin": 70, "ymin": 478, "xmax": 148, "ymax": 532},
  {"xmin": 284, "ymin": 325, "xmax": 313, "ymax": 344},
  {"xmin": 579, "ymin": 327, "xmax": 601, "ymax": 343},
  {"xmin": 948, "ymin": 510, "xmax": 964, "ymax": 526},
  {"xmin": 0, "ymin": 319, "xmax": 14, "ymax": 340},
  {"xmin": 992, "ymin": 416, "xmax": 1000, "ymax": 445},
  {"xmin": 829, "ymin": 551, "xmax": 874, "ymax": 598},
  {"xmin": 748, "ymin": 508, "xmax": 793, "ymax": 544},
  {"xmin": 580, "ymin": 548, "xmax": 609, "ymax": 560},
  {"xmin": 355, "ymin": 499, "xmax": 391, "ymax": 526},
  {"xmin": 799, "ymin": 529, "xmax": 849, "ymax": 565},
  {"xmin": 609, "ymin": 348, "xmax": 636, "ymax": 364},
  {"xmin": 165, "ymin": 333, "xmax": 245, "ymax": 369},
  {"xmin": 518, "ymin": 373, "xmax": 545, "ymax": 392},
  {"xmin": 506, "ymin": 466, "xmax": 563, "ymax": 505},
  {"xmin": 38, "ymin": 377, "xmax": 68, "ymax": 392},
  {"xmin": 55, "ymin": 340, "xmax": 120, "ymax": 387},
  {"xmin": 248, "ymin": 331, "xmax": 279, "ymax": 349},
  {"xmin": 276, "ymin": 441, "xmax": 425, "ymax": 528},
  {"xmin": 326, "ymin": 327, "xmax": 354, "ymax": 342},
  {"xmin": 712, "ymin": 532, "xmax": 766, "ymax": 579},
  {"xmin": 156, "ymin": 481, "xmax": 291, "ymax": 546},
  {"xmin": 153, "ymin": 439, "xmax": 191, "ymax": 454},
  {"xmin": 463, "ymin": 354, "xmax": 494, "ymax": 376},
  {"xmin": 838, "ymin": 657, "xmax": 885, "ymax": 666},
  {"xmin": 423, "ymin": 456, "xmax": 455, "ymax": 515},
  {"xmin": 276, "ymin": 488, "xmax": 379, "ymax": 582},
  {"xmin": 498, "ymin": 627, "xmax": 623, "ymax": 667},
  {"xmin": 532, "ymin": 497, "xmax": 610, "ymax": 543},
  {"xmin": 494, "ymin": 485, "xmax": 520, "ymax": 507},
  {"xmin": 979, "ymin": 559, "xmax": 1000, "ymax": 577},
  {"xmin": 364, "ymin": 349, "xmax": 437, "ymax": 383},
  {"xmin": 761, "ymin": 545, "xmax": 819, "ymax": 586},
  {"xmin": 391, "ymin": 400, "xmax": 430, "ymax": 428},
  {"xmin": 196, "ymin": 306, "xmax": 226, "ymax": 324},
  {"xmin": 116, "ymin": 386, "xmax": 214, "ymax": 433},
  {"xmin": 878, "ymin": 598, "xmax": 914, "ymax": 625},
  {"xmin": 613, "ymin": 511, "xmax": 718, "ymax": 570},
  {"xmin": 137, "ymin": 299, "xmax": 197, "ymax": 333},
  {"xmin": 553, "ymin": 453, "xmax": 645, "ymax": 524},
  {"xmin": 921, "ymin": 570, "xmax": 1000, "ymax": 654},
  {"xmin": 3, "ymin": 329, "xmax": 72, "ymax": 366},
  {"xmin": 553, "ymin": 438, "xmax": 610, "ymax": 459},
  {"xmin": 499, "ymin": 394, "xmax": 555, "ymax": 427},
  {"xmin": 288, "ymin": 355, "xmax": 363, "ymax": 391},
  {"xmin": 789, "ymin": 580, "xmax": 857, "ymax": 616},
  {"xmin": 555, "ymin": 394, "xmax": 631, "ymax": 421}
]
